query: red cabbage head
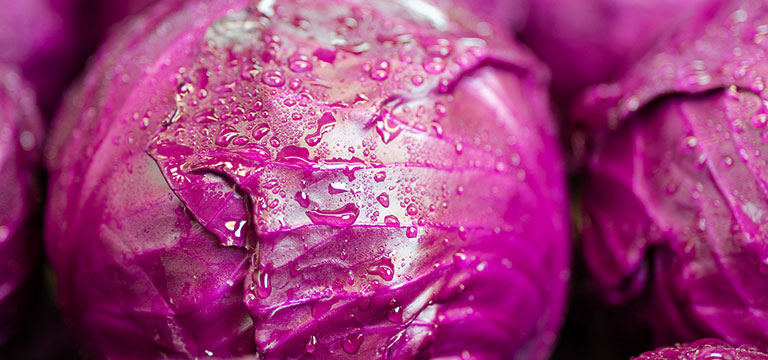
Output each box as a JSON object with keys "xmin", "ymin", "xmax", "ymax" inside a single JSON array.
[
  {"xmin": 46, "ymin": 0, "xmax": 570, "ymax": 358},
  {"xmin": 578, "ymin": 0, "xmax": 768, "ymax": 350},
  {"xmin": 633, "ymin": 339, "xmax": 768, "ymax": 360},
  {"xmin": 0, "ymin": 65, "xmax": 44, "ymax": 345}
]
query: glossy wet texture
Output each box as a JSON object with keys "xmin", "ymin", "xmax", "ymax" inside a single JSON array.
[{"xmin": 46, "ymin": 0, "xmax": 569, "ymax": 358}]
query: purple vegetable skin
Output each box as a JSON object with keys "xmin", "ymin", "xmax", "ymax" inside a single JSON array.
[
  {"xmin": 0, "ymin": 66, "xmax": 44, "ymax": 345},
  {"xmin": 522, "ymin": 0, "xmax": 724, "ymax": 102},
  {"xmin": 45, "ymin": 0, "xmax": 570, "ymax": 358},
  {"xmin": 578, "ymin": 0, "xmax": 768, "ymax": 351},
  {"xmin": 633, "ymin": 339, "xmax": 768, "ymax": 360}
]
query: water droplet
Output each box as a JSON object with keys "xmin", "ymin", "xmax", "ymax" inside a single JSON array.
[
  {"xmin": 411, "ymin": 75, "xmax": 424, "ymax": 86},
  {"xmin": 453, "ymin": 252, "xmax": 470, "ymax": 267},
  {"xmin": 374, "ymin": 171, "xmax": 386, "ymax": 182},
  {"xmin": 256, "ymin": 267, "xmax": 272, "ymax": 298},
  {"xmin": 665, "ymin": 182, "xmax": 680, "ymax": 195},
  {"xmin": 328, "ymin": 182, "xmax": 349, "ymax": 194},
  {"xmin": 232, "ymin": 136, "xmax": 249, "ymax": 146},
  {"xmin": 423, "ymin": 57, "xmax": 446, "ymax": 74},
  {"xmin": 438, "ymin": 78, "xmax": 450, "ymax": 92},
  {"xmin": 421, "ymin": 36, "xmax": 453, "ymax": 57},
  {"xmin": 305, "ymin": 112, "xmax": 337, "ymax": 146},
  {"xmin": 295, "ymin": 191, "xmax": 310, "ymax": 208},
  {"xmin": 305, "ymin": 336, "xmax": 318, "ymax": 353},
  {"xmin": 722, "ymin": 156, "xmax": 734, "ymax": 168},
  {"xmin": 377, "ymin": 193, "xmax": 390, "ymax": 207},
  {"xmin": 375, "ymin": 111, "xmax": 401, "ymax": 144},
  {"xmin": 370, "ymin": 69, "xmax": 388, "ymax": 81},
  {"xmin": 342, "ymin": 332, "xmax": 364, "ymax": 354},
  {"xmin": 306, "ymin": 203, "xmax": 360, "ymax": 227},
  {"xmin": 406, "ymin": 204, "xmax": 418, "ymax": 216},
  {"xmin": 252, "ymin": 123, "xmax": 270, "ymax": 140},
  {"xmin": 388, "ymin": 306, "xmax": 403, "ymax": 323},
  {"xmin": 261, "ymin": 70, "xmax": 285, "ymax": 87},
  {"xmin": 351, "ymin": 93, "xmax": 369, "ymax": 105},
  {"xmin": 194, "ymin": 108, "xmax": 219, "ymax": 123},
  {"xmin": 343, "ymin": 41, "xmax": 371, "ymax": 54},
  {"xmin": 244, "ymin": 293, "xmax": 257, "ymax": 307},
  {"xmin": 215, "ymin": 126, "xmax": 239, "ymax": 146},
  {"xmin": 696, "ymin": 347, "xmax": 735, "ymax": 360},
  {"xmin": 270, "ymin": 137, "xmax": 281, "ymax": 147},
  {"xmin": 325, "ymin": 157, "xmax": 366, "ymax": 181},
  {"xmin": 289, "ymin": 54, "xmax": 313, "ymax": 73},
  {"xmin": 751, "ymin": 113, "xmax": 768, "ymax": 128},
  {"xmin": 367, "ymin": 257, "xmax": 395, "ymax": 281},
  {"xmin": 369, "ymin": 60, "xmax": 390, "ymax": 81},
  {"xmin": 289, "ymin": 78, "xmax": 302, "ymax": 90},
  {"xmin": 289, "ymin": 261, "xmax": 301, "ymax": 277},
  {"xmin": 455, "ymin": 142, "xmax": 464, "ymax": 154},
  {"xmin": 455, "ymin": 53, "xmax": 473, "ymax": 69},
  {"xmin": 177, "ymin": 83, "xmax": 192, "ymax": 96},
  {"xmin": 434, "ymin": 102, "xmax": 447, "ymax": 117},
  {"xmin": 384, "ymin": 215, "xmax": 400, "ymax": 226},
  {"xmin": 737, "ymin": 149, "xmax": 749, "ymax": 162},
  {"xmin": 685, "ymin": 136, "xmax": 698, "ymax": 148},
  {"xmin": 236, "ymin": 143, "xmax": 270, "ymax": 161},
  {"xmin": 405, "ymin": 226, "xmax": 418, "ymax": 238}
]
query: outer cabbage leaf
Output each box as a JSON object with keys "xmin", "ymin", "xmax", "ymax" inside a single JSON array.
[
  {"xmin": 522, "ymin": 0, "xmax": 725, "ymax": 102},
  {"xmin": 46, "ymin": 0, "xmax": 570, "ymax": 358},
  {"xmin": 633, "ymin": 339, "xmax": 768, "ymax": 360},
  {"xmin": 0, "ymin": 65, "xmax": 44, "ymax": 346},
  {"xmin": 578, "ymin": 0, "xmax": 768, "ymax": 350}
]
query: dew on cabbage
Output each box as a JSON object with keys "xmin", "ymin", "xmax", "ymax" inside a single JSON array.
[{"xmin": 45, "ymin": 0, "xmax": 570, "ymax": 358}]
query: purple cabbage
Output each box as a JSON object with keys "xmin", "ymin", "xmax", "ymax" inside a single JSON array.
[
  {"xmin": 578, "ymin": 0, "xmax": 768, "ymax": 350},
  {"xmin": 0, "ymin": 0, "xmax": 79, "ymax": 112},
  {"xmin": 0, "ymin": 65, "xmax": 44, "ymax": 345},
  {"xmin": 633, "ymin": 339, "xmax": 768, "ymax": 360},
  {"xmin": 521, "ymin": 0, "xmax": 724, "ymax": 102},
  {"xmin": 45, "ymin": 0, "xmax": 570, "ymax": 358}
]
